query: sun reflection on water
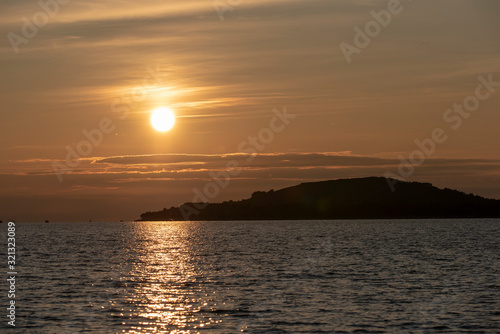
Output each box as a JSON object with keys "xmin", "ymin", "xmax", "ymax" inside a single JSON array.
[{"xmin": 117, "ymin": 222, "xmax": 225, "ymax": 334}]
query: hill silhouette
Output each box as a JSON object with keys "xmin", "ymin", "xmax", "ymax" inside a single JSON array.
[{"xmin": 137, "ymin": 177, "xmax": 500, "ymax": 221}]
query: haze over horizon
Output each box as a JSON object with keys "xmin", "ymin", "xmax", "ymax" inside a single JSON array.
[{"xmin": 1, "ymin": 0, "xmax": 499, "ymax": 221}]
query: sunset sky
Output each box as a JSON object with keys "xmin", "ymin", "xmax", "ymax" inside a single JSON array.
[{"xmin": 1, "ymin": 0, "xmax": 499, "ymax": 221}]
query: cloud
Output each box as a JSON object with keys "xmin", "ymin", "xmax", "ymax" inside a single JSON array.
[
  {"xmin": 5, "ymin": 151, "xmax": 500, "ymax": 179},
  {"xmin": 2, "ymin": 150, "xmax": 500, "ymax": 221}
]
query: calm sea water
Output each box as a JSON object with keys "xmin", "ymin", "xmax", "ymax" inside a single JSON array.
[{"xmin": 2, "ymin": 219, "xmax": 500, "ymax": 333}]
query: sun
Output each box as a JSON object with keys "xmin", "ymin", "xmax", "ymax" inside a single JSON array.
[{"xmin": 150, "ymin": 107, "xmax": 175, "ymax": 132}]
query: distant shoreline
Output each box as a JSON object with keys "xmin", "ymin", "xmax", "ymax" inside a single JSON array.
[
  {"xmin": 137, "ymin": 177, "xmax": 500, "ymax": 221},
  {"xmin": 8, "ymin": 217, "xmax": 500, "ymax": 223}
]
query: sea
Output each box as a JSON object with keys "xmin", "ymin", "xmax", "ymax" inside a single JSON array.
[{"xmin": 1, "ymin": 219, "xmax": 500, "ymax": 333}]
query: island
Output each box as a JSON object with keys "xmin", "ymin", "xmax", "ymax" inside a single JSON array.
[{"xmin": 137, "ymin": 177, "xmax": 500, "ymax": 221}]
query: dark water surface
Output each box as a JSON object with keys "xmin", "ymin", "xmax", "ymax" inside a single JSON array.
[{"xmin": 2, "ymin": 219, "xmax": 500, "ymax": 333}]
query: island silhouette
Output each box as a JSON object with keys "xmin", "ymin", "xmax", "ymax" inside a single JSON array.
[{"xmin": 137, "ymin": 177, "xmax": 500, "ymax": 221}]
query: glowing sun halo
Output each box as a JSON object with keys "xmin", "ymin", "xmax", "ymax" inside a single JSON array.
[{"xmin": 150, "ymin": 107, "xmax": 175, "ymax": 132}]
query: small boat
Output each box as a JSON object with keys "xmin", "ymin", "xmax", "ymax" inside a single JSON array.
[{"xmin": 45, "ymin": 220, "xmax": 49, "ymax": 223}]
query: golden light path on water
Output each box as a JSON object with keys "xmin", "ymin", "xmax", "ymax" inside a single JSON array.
[{"xmin": 119, "ymin": 222, "xmax": 227, "ymax": 334}]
